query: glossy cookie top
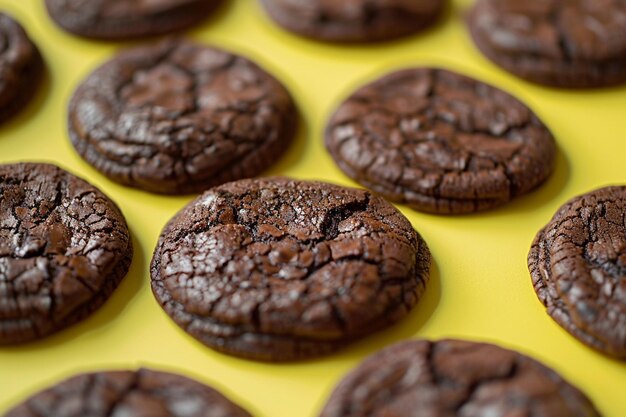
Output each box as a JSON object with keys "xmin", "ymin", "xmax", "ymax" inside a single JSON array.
[
  {"xmin": 151, "ymin": 177, "xmax": 430, "ymax": 361},
  {"xmin": 45, "ymin": 0, "xmax": 222, "ymax": 39},
  {"xmin": 259, "ymin": 0, "xmax": 445, "ymax": 42},
  {"xmin": 0, "ymin": 13, "xmax": 43, "ymax": 123},
  {"xmin": 69, "ymin": 39, "xmax": 296, "ymax": 194},
  {"xmin": 325, "ymin": 68, "xmax": 556, "ymax": 214},
  {"xmin": 468, "ymin": 0, "xmax": 626, "ymax": 87},
  {"xmin": 320, "ymin": 339, "xmax": 601, "ymax": 417},
  {"xmin": 4, "ymin": 368, "xmax": 253, "ymax": 417},
  {"xmin": 471, "ymin": 0, "xmax": 626, "ymax": 61},
  {"xmin": 529, "ymin": 186, "xmax": 626, "ymax": 359},
  {"xmin": 0, "ymin": 163, "xmax": 132, "ymax": 344}
]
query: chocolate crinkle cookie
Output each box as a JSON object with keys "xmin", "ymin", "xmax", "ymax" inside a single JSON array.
[
  {"xmin": 45, "ymin": 0, "xmax": 222, "ymax": 40},
  {"xmin": 320, "ymin": 339, "xmax": 602, "ymax": 417},
  {"xmin": 3, "ymin": 368, "xmax": 253, "ymax": 417},
  {"xmin": 467, "ymin": 0, "xmax": 626, "ymax": 88},
  {"xmin": 0, "ymin": 13, "xmax": 43, "ymax": 124},
  {"xmin": 325, "ymin": 68, "xmax": 556, "ymax": 214},
  {"xmin": 529, "ymin": 186, "xmax": 626, "ymax": 359},
  {"xmin": 259, "ymin": 0, "xmax": 445, "ymax": 43},
  {"xmin": 68, "ymin": 38, "xmax": 297, "ymax": 194},
  {"xmin": 151, "ymin": 177, "xmax": 431, "ymax": 361},
  {"xmin": 0, "ymin": 163, "xmax": 132, "ymax": 344}
]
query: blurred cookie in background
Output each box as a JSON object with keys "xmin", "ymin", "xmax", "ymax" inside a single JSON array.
[
  {"xmin": 3, "ymin": 368, "xmax": 253, "ymax": 417},
  {"xmin": 45, "ymin": 0, "xmax": 223, "ymax": 40},
  {"xmin": 467, "ymin": 0, "xmax": 626, "ymax": 88},
  {"xmin": 259, "ymin": 0, "xmax": 445, "ymax": 43},
  {"xmin": 0, "ymin": 13, "xmax": 43, "ymax": 124}
]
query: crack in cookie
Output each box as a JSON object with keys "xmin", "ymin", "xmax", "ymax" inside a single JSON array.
[
  {"xmin": 325, "ymin": 68, "xmax": 556, "ymax": 214},
  {"xmin": 529, "ymin": 186, "xmax": 626, "ymax": 359},
  {"xmin": 150, "ymin": 177, "xmax": 430, "ymax": 361},
  {"xmin": 320, "ymin": 339, "xmax": 601, "ymax": 417},
  {"xmin": 0, "ymin": 163, "xmax": 132, "ymax": 344},
  {"xmin": 69, "ymin": 39, "xmax": 297, "ymax": 194}
]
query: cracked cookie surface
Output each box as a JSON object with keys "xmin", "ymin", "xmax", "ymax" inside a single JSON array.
[
  {"xmin": 320, "ymin": 339, "xmax": 601, "ymax": 417},
  {"xmin": 325, "ymin": 68, "xmax": 556, "ymax": 214},
  {"xmin": 4, "ymin": 368, "xmax": 253, "ymax": 417},
  {"xmin": 0, "ymin": 163, "xmax": 132, "ymax": 344},
  {"xmin": 0, "ymin": 13, "xmax": 43, "ymax": 124},
  {"xmin": 259, "ymin": 0, "xmax": 445, "ymax": 43},
  {"xmin": 150, "ymin": 177, "xmax": 430, "ymax": 361},
  {"xmin": 529, "ymin": 186, "xmax": 626, "ymax": 359},
  {"xmin": 69, "ymin": 39, "xmax": 297, "ymax": 194},
  {"xmin": 45, "ymin": 0, "xmax": 222, "ymax": 40},
  {"xmin": 467, "ymin": 0, "xmax": 626, "ymax": 88}
]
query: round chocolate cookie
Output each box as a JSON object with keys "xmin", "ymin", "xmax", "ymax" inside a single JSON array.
[
  {"xmin": 0, "ymin": 163, "xmax": 132, "ymax": 344},
  {"xmin": 467, "ymin": 0, "xmax": 626, "ymax": 88},
  {"xmin": 320, "ymin": 339, "xmax": 601, "ymax": 417},
  {"xmin": 68, "ymin": 39, "xmax": 297, "ymax": 194},
  {"xmin": 0, "ymin": 13, "xmax": 43, "ymax": 124},
  {"xmin": 325, "ymin": 68, "xmax": 556, "ymax": 214},
  {"xmin": 529, "ymin": 186, "xmax": 626, "ymax": 359},
  {"xmin": 259, "ymin": 0, "xmax": 445, "ymax": 43},
  {"xmin": 151, "ymin": 177, "xmax": 430, "ymax": 361},
  {"xmin": 4, "ymin": 368, "xmax": 253, "ymax": 417},
  {"xmin": 44, "ymin": 0, "xmax": 222, "ymax": 40}
]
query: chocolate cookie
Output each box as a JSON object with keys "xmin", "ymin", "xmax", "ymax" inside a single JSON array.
[
  {"xmin": 325, "ymin": 68, "xmax": 556, "ymax": 214},
  {"xmin": 0, "ymin": 13, "xmax": 43, "ymax": 124},
  {"xmin": 529, "ymin": 186, "xmax": 626, "ymax": 359},
  {"xmin": 320, "ymin": 339, "xmax": 601, "ymax": 417},
  {"xmin": 259, "ymin": 0, "xmax": 445, "ymax": 43},
  {"xmin": 68, "ymin": 39, "xmax": 297, "ymax": 194},
  {"xmin": 0, "ymin": 163, "xmax": 132, "ymax": 344},
  {"xmin": 467, "ymin": 0, "xmax": 626, "ymax": 88},
  {"xmin": 3, "ymin": 368, "xmax": 253, "ymax": 417},
  {"xmin": 151, "ymin": 177, "xmax": 430, "ymax": 361},
  {"xmin": 44, "ymin": 0, "xmax": 222, "ymax": 40}
]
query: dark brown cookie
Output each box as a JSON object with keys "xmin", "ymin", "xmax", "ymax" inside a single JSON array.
[
  {"xmin": 0, "ymin": 163, "xmax": 132, "ymax": 344},
  {"xmin": 0, "ymin": 13, "xmax": 43, "ymax": 124},
  {"xmin": 467, "ymin": 0, "xmax": 626, "ymax": 88},
  {"xmin": 68, "ymin": 39, "xmax": 297, "ymax": 195},
  {"xmin": 3, "ymin": 368, "xmax": 253, "ymax": 417},
  {"xmin": 325, "ymin": 68, "xmax": 556, "ymax": 214},
  {"xmin": 151, "ymin": 177, "xmax": 430, "ymax": 361},
  {"xmin": 44, "ymin": 0, "xmax": 222, "ymax": 40},
  {"xmin": 259, "ymin": 0, "xmax": 445, "ymax": 43},
  {"xmin": 529, "ymin": 186, "xmax": 626, "ymax": 359},
  {"xmin": 320, "ymin": 339, "xmax": 601, "ymax": 417}
]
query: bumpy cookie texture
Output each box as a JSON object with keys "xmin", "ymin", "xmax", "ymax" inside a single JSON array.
[
  {"xmin": 325, "ymin": 68, "xmax": 556, "ymax": 214},
  {"xmin": 69, "ymin": 39, "xmax": 296, "ymax": 194},
  {"xmin": 320, "ymin": 339, "xmax": 601, "ymax": 417},
  {"xmin": 259, "ymin": 0, "xmax": 445, "ymax": 43},
  {"xmin": 0, "ymin": 13, "xmax": 43, "ymax": 124},
  {"xmin": 529, "ymin": 186, "xmax": 626, "ymax": 359},
  {"xmin": 0, "ymin": 163, "xmax": 132, "ymax": 344},
  {"xmin": 45, "ymin": 0, "xmax": 222, "ymax": 40},
  {"xmin": 468, "ymin": 0, "xmax": 626, "ymax": 88},
  {"xmin": 4, "ymin": 368, "xmax": 253, "ymax": 417},
  {"xmin": 151, "ymin": 177, "xmax": 430, "ymax": 361}
]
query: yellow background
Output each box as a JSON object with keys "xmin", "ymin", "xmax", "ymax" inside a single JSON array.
[{"xmin": 1, "ymin": 0, "xmax": 625, "ymax": 415}]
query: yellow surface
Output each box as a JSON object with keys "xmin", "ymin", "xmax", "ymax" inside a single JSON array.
[{"xmin": 0, "ymin": 0, "xmax": 625, "ymax": 415}]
